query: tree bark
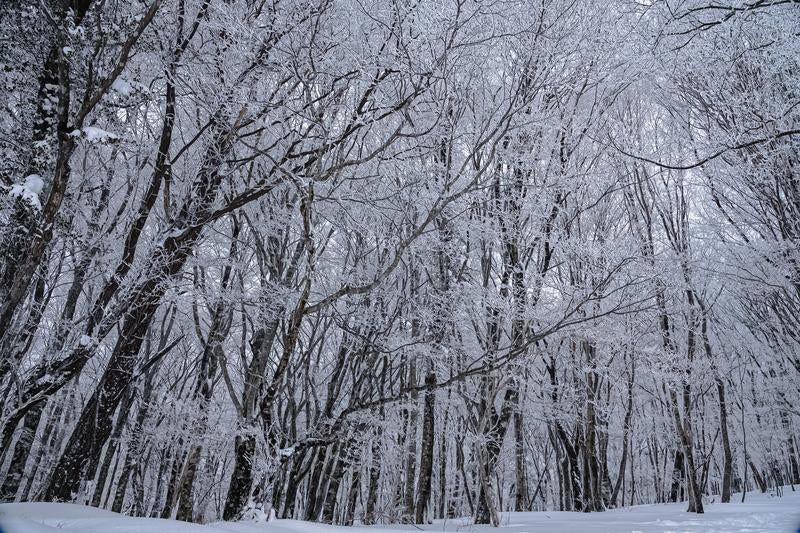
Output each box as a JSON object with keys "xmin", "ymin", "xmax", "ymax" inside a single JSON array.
[
  {"xmin": 717, "ymin": 378, "xmax": 733, "ymax": 503},
  {"xmin": 0, "ymin": 401, "xmax": 44, "ymax": 501},
  {"xmin": 90, "ymin": 387, "xmax": 134, "ymax": 508},
  {"xmin": 611, "ymin": 353, "xmax": 635, "ymax": 507},
  {"xmin": 223, "ymin": 434, "xmax": 256, "ymax": 521},
  {"xmin": 402, "ymin": 360, "xmax": 418, "ymax": 522},
  {"xmin": 414, "ymin": 370, "xmax": 436, "ymax": 524},
  {"xmin": 363, "ymin": 434, "xmax": 381, "ymax": 524}
]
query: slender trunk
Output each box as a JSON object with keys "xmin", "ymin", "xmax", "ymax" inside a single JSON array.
[
  {"xmin": 669, "ymin": 449, "xmax": 685, "ymax": 502},
  {"xmin": 455, "ymin": 433, "xmax": 472, "ymax": 516},
  {"xmin": 303, "ymin": 446, "xmax": 328, "ymax": 521},
  {"xmin": 113, "ymin": 374, "xmax": 155, "ymax": 514},
  {"xmin": 669, "ymin": 389, "xmax": 704, "ymax": 513},
  {"xmin": 612, "ymin": 356, "xmax": 635, "ymax": 507},
  {"xmin": 749, "ymin": 460, "xmax": 768, "ymax": 493},
  {"xmin": 321, "ymin": 446, "xmax": 347, "ymax": 524},
  {"xmin": 159, "ymin": 449, "xmax": 186, "ymax": 518},
  {"xmin": 789, "ymin": 434, "xmax": 800, "ymax": 485},
  {"xmin": 414, "ymin": 370, "xmax": 436, "ymax": 524},
  {"xmin": 513, "ymin": 411, "xmax": 528, "ymax": 511},
  {"xmin": 717, "ymin": 378, "xmax": 733, "ymax": 503},
  {"xmin": 0, "ymin": 401, "xmax": 44, "ymax": 501},
  {"xmin": 583, "ymin": 343, "xmax": 604, "ymax": 512},
  {"xmin": 175, "ymin": 346, "xmax": 221, "ymax": 521},
  {"xmin": 90, "ymin": 387, "xmax": 134, "ymax": 508},
  {"xmin": 364, "ymin": 433, "xmax": 381, "ymax": 524},
  {"xmin": 226, "ymin": 238, "xmax": 312, "ymax": 520},
  {"xmin": 474, "ymin": 385, "xmax": 518, "ymax": 524},
  {"xmin": 343, "ymin": 469, "xmax": 360, "ymax": 526},
  {"xmin": 437, "ymin": 406, "xmax": 449, "ymax": 519},
  {"xmin": 281, "ymin": 448, "xmax": 308, "ymax": 519},
  {"xmin": 20, "ymin": 401, "xmax": 58, "ymax": 502},
  {"xmin": 403, "ymin": 361, "xmax": 418, "ymax": 522}
]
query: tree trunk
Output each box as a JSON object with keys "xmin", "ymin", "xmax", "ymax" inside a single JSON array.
[
  {"xmin": 223, "ymin": 434, "xmax": 256, "ymax": 521},
  {"xmin": 402, "ymin": 360, "xmax": 418, "ymax": 522},
  {"xmin": 513, "ymin": 411, "xmax": 528, "ymax": 511},
  {"xmin": 90, "ymin": 387, "xmax": 134, "ymax": 508},
  {"xmin": 612, "ymin": 355, "xmax": 635, "ymax": 507},
  {"xmin": 45, "ymin": 275, "xmax": 179, "ymax": 501},
  {"xmin": 670, "ymin": 389, "xmax": 704, "ymax": 513},
  {"xmin": 0, "ymin": 401, "xmax": 44, "ymax": 502},
  {"xmin": 112, "ymin": 372, "xmax": 155, "ymax": 514},
  {"xmin": 175, "ymin": 345, "xmax": 221, "ymax": 521},
  {"xmin": 474, "ymin": 385, "xmax": 519, "ymax": 524},
  {"xmin": 321, "ymin": 446, "xmax": 347, "ymax": 524},
  {"xmin": 343, "ymin": 469, "xmax": 360, "ymax": 526},
  {"xmin": 669, "ymin": 449, "xmax": 685, "ymax": 502},
  {"xmin": 364, "ymin": 434, "xmax": 381, "ymax": 524},
  {"xmin": 749, "ymin": 460, "xmax": 768, "ymax": 493},
  {"xmin": 437, "ymin": 408, "xmax": 449, "ymax": 519},
  {"xmin": 717, "ymin": 378, "xmax": 733, "ymax": 503},
  {"xmin": 20, "ymin": 400, "xmax": 59, "ymax": 502},
  {"xmin": 414, "ymin": 370, "xmax": 436, "ymax": 524}
]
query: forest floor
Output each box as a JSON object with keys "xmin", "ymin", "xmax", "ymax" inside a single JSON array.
[{"xmin": 1, "ymin": 488, "xmax": 799, "ymax": 533}]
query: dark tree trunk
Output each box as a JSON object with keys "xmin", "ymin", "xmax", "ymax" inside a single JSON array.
[
  {"xmin": 556, "ymin": 425, "xmax": 583, "ymax": 511},
  {"xmin": 281, "ymin": 448, "xmax": 308, "ymax": 519},
  {"xmin": 90, "ymin": 387, "xmax": 134, "ymax": 508},
  {"xmin": 304, "ymin": 446, "xmax": 328, "ymax": 521},
  {"xmin": 513, "ymin": 411, "xmax": 528, "ymax": 511},
  {"xmin": 363, "ymin": 434, "xmax": 381, "ymax": 525},
  {"xmin": 414, "ymin": 370, "xmax": 436, "ymax": 524},
  {"xmin": 44, "ymin": 306, "xmax": 155, "ymax": 502},
  {"xmin": 717, "ymin": 378, "xmax": 733, "ymax": 503},
  {"xmin": 20, "ymin": 400, "xmax": 59, "ymax": 502},
  {"xmin": 402, "ymin": 360, "xmax": 418, "ymax": 522},
  {"xmin": 321, "ymin": 447, "xmax": 347, "ymax": 524},
  {"xmin": 160, "ymin": 449, "xmax": 186, "ymax": 518},
  {"xmin": 582, "ymin": 342, "xmax": 604, "ymax": 513},
  {"xmin": 437, "ymin": 409, "xmax": 448, "ymax": 519},
  {"xmin": 223, "ymin": 434, "xmax": 256, "ymax": 521},
  {"xmin": 612, "ymin": 354, "xmax": 635, "ymax": 507},
  {"xmin": 474, "ymin": 385, "xmax": 518, "ymax": 524},
  {"xmin": 175, "ymin": 344, "xmax": 221, "ymax": 522},
  {"xmin": 789, "ymin": 436, "xmax": 800, "ymax": 485},
  {"xmin": 669, "ymin": 449, "xmax": 685, "ymax": 503},
  {"xmin": 343, "ymin": 469, "xmax": 360, "ymax": 526},
  {"xmin": 749, "ymin": 460, "xmax": 768, "ymax": 493},
  {"xmin": 0, "ymin": 401, "xmax": 44, "ymax": 502},
  {"xmin": 112, "ymin": 372, "xmax": 156, "ymax": 514},
  {"xmin": 670, "ymin": 389, "xmax": 704, "ymax": 513}
]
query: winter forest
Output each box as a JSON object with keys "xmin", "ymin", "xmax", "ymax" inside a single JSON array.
[{"xmin": 0, "ymin": 0, "xmax": 799, "ymax": 530}]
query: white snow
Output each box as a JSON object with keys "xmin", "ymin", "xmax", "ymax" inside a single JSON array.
[
  {"xmin": 70, "ymin": 126, "xmax": 120, "ymax": 143},
  {"xmin": 82, "ymin": 126, "xmax": 119, "ymax": 143},
  {"xmin": 23, "ymin": 175, "xmax": 44, "ymax": 195},
  {"xmin": 111, "ymin": 78, "xmax": 133, "ymax": 96},
  {"xmin": 1, "ymin": 488, "xmax": 799, "ymax": 533},
  {"xmin": 8, "ymin": 174, "xmax": 44, "ymax": 210},
  {"xmin": 278, "ymin": 446, "xmax": 295, "ymax": 457},
  {"xmin": 79, "ymin": 335, "xmax": 94, "ymax": 347}
]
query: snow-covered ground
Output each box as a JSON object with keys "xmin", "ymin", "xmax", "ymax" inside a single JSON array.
[{"xmin": 2, "ymin": 488, "xmax": 799, "ymax": 533}]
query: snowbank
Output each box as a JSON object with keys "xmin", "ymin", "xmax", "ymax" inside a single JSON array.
[{"xmin": 1, "ymin": 488, "xmax": 799, "ymax": 532}]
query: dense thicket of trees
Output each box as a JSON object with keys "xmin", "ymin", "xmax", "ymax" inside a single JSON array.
[{"xmin": 1, "ymin": 0, "xmax": 798, "ymax": 526}]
